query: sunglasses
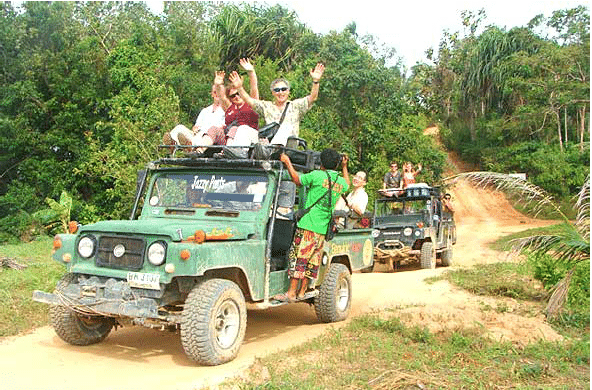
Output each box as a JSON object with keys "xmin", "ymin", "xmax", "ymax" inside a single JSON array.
[
  {"xmin": 228, "ymin": 92, "xmax": 239, "ymax": 98},
  {"xmin": 273, "ymin": 87, "xmax": 289, "ymax": 93}
]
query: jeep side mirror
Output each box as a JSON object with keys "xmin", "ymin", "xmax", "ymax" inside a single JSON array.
[{"xmin": 278, "ymin": 181, "xmax": 296, "ymax": 208}]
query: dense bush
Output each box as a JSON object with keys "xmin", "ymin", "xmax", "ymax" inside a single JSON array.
[{"xmin": 529, "ymin": 252, "xmax": 590, "ymax": 314}]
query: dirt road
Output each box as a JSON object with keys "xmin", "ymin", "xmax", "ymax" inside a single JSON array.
[{"xmin": 0, "ymin": 133, "xmax": 561, "ymax": 390}]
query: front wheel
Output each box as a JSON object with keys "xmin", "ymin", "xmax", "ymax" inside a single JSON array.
[
  {"xmin": 180, "ymin": 279, "xmax": 247, "ymax": 366},
  {"xmin": 314, "ymin": 263, "xmax": 352, "ymax": 323},
  {"xmin": 50, "ymin": 274, "xmax": 114, "ymax": 346},
  {"xmin": 420, "ymin": 242, "xmax": 436, "ymax": 269}
]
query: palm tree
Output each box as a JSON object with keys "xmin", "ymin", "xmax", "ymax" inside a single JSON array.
[{"xmin": 445, "ymin": 172, "xmax": 590, "ymax": 318}]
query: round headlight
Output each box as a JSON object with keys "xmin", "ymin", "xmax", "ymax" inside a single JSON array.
[
  {"xmin": 372, "ymin": 229, "xmax": 381, "ymax": 238},
  {"xmin": 147, "ymin": 241, "xmax": 167, "ymax": 266},
  {"xmin": 403, "ymin": 227, "xmax": 413, "ymax": 236},
  {"xmin": 78, "ymin": 236, "xmax": 96, "ymax": 258}
]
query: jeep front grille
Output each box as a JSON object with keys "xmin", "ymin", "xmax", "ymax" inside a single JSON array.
[{"xmin": 96, "ymin": 235, "xmax": 145, "ymax": 270}]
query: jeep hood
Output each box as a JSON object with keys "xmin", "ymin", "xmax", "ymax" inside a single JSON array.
[{"xmin": 79, "ymin": 219, "xmax": 255, "ymax": 241}]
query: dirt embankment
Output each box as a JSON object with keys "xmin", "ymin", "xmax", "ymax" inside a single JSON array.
[{"xmin": 0, "ymin": 128, "xmax": 561, "ymax": 390}]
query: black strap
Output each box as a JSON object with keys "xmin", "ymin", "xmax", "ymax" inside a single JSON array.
[
  {"xmin": 297, "ymin": 171, "xmax": 334, "ymax": 218},
  {"xmin": 278, "ymin": 102, "xmax": 290, "ymax": 125}
]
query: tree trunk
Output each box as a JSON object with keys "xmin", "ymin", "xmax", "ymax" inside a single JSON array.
[
  {"xmin": 554, "ymin": 110, "xmax": 563, "ymax": 152},
  {"xmin": 564, "ymin": 107, "xmax": 568, "ymax": 146},
  {"xmin": 469, "ymin": 110, "xmax": 477, "ymax": 141},
  {"xmin": 579, "ymin": 106, "xmax": 586, "ymax": 152}
]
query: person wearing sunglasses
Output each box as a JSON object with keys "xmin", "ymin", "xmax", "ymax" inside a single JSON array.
[
  {"xmin": 199, "ymin": 58, "xmax": 261, "ymax": 147},
  {"xmin": 441, "ymin": 193, "xmax": 455, "ymax": 216},
  {"xmin": 228, "ymin": 62, "xmax": 325, "ymax": 146},
  {"xmin": 164, "ymin": 58, "xmax": 260, "ymax": 149}
]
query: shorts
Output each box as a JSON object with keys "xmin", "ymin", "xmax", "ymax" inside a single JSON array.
[{"xmin": 287, "ymin": 228, "xmax": 325, "ymax": 280}]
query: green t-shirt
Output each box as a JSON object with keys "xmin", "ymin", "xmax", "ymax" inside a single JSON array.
[{"xmin": 297, "ymin": 170, "xmax": 349, "ymax": 234}]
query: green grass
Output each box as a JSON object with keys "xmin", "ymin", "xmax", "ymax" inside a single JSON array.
[
  {"xmin": 223, "ymin": 262, "xmax": 589, "ymax": 389},
  {"xmin": 225, "ymin": 313, "xmax": 589, "ymax": 389},
  {"xmin": 0, "ymin": 236, "xmax": 65, "ymax": 337}
]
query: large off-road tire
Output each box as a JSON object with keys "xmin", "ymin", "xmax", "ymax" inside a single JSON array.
[
  {"xmin": 180, "ymin": 279, "xmax": 247, "ymax": 366},
  {"xmin": 440, "ymin": 248, "xmax": 453, "ymax": 266},
  {"xmin": 420, "ymin": 242, "xmax": 436, "ymax": 269},
  {"xmin": 50, "ymin": 273, "xmax": 114, "ymax": 346},
  {"xmin": 314, "ymin": 263, "xmax": 352, "ymax": 323}
]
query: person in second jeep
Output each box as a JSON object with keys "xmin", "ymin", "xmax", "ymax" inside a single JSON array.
[{"xmin": 276, "ymin": 149, "xmax": 349, "ymax": 302}]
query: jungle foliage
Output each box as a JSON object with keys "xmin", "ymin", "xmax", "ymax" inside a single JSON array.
[{"xmin": 0, "ymin": 2, "xmax": 588, "ymax": 242}]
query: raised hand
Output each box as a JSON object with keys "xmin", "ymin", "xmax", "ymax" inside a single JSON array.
[
  {"xmin": 228, "ymin": 71, "xmax": 243, "ymax": 89},
  {"xmin": 214, "ymin": 71, "xmax": 225, "ymax": 85},
  {"xmin": 341, "ymin": 153, "xmax": 349, "ymax": 168},
  {"xmin": 310, "ymin": 63, "xmax": 325, "ymax": 82},
  {"xmin": 239, "ymin": 58, "xmax": 255, "ymax": 72}
]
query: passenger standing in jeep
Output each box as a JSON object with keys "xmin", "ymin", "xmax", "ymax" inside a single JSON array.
[
  {"xmin": 228, "ymin": 63, "xmax": 325, "ymax": 146},
  {"xmin": 275, "ymin": 149, "xmax": 349, "ymax": 302}
]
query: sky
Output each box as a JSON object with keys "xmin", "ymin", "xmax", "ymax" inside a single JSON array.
[{"xmin": 146, "ymin": 0, "xmax": 589, "ymax": 70}]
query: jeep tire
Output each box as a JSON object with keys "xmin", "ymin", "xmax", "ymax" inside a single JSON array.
[
  {"xmin": 180, "ymin": 279, "xmax": 247, "ymax": 366},
  {"xmin": 50, "ymin": 273, "xmax": 114, "ymax": 346},
  {"xmin": 441, "ymin": 248, "xmax": 453, "ymax": 266},
  {"xmin": 420, "ymin": 242, "xmax": 436, "ymax": 269},
  {"xmin": 314, "ymin": 263, "xmax": 352, "ymax": 323}
]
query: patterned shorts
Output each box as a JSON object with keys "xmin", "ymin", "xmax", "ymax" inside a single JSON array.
[{"xmin": 288, "ymin": 228, "xmax": 325, "ymax": 280}]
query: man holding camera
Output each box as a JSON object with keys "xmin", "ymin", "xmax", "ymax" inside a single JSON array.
[{"xmin": 276, "ymin": 149, "xmax": 349, "ymax": 302}]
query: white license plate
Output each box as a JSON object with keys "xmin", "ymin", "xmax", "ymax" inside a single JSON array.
[{"xmin": 127, "ymin": 272, "xmax": 161, "ymax": 290}]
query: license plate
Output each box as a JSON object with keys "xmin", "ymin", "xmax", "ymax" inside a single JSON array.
[{"xmin": 127, "ymin": 272, "xmax": 161, "ymax": 290}]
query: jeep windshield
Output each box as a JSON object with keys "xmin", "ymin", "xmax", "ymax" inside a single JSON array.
[
  {"xmin": 375, "ymin": 199, "xmax": 430, "ymax": 217},
  {"xmin": 148, "ymin": 173, "xmax": 268, "ymax": 212}
]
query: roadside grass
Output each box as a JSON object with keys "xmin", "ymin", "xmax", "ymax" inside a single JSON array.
[
  {"xmin": 0, "ymin": 236, "xmax": 64, "ymax": 337},
  {"xmin": 222, "ymin": 227, "xmax": 590, "ymax": 389},
  {"xmin": 226, "ymin": 311, "xmax": 589, "ymax": 389}
]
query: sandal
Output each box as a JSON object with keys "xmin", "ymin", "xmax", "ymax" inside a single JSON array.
[{"xmin": 273, "ymin": 293, "xmax": 295, "ymax": 303}]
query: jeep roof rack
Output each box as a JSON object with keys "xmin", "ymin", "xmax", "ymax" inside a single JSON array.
[
  {"xmin": 377, "ymin": 183, "xmax": 439, "ymax": 202},
  {"xmin": 156, "ymin": 142, "xmax": 320, "ymax": 173}
]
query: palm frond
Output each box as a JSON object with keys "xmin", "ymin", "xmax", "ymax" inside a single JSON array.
[
  {"xmin": 444, "ymin": 171, "xmax": 561, "ymax": 219},
  {"xmin": 546, "ymin": 268, "xmax": 575, "ymax": 319},
  {"xmin": 575, "ymin": 175, "xmax": 590, "ymax": 238}
]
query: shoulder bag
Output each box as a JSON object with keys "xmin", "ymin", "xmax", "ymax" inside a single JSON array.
[{"xmin": 258, "ymin": 102, "xmax": 290, "ymax": 142}]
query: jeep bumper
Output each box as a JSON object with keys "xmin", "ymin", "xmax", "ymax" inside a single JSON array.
[{"xmin": 32, "ymin": 278, "xmax": 160, "ymax": 319}]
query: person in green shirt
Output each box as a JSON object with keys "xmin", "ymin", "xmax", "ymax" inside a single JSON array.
[{"xmin": 276, "ymin": 149, "xmax": 350, "ymax": 302}]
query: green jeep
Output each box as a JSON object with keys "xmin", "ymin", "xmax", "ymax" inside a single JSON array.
[
  {"xmin": 370, "ymin": 183, "xmax": 456, "ymax": 271},
  {"xmin": 33, "ymin": 146, "xmax": 374, "ymax": 365}
]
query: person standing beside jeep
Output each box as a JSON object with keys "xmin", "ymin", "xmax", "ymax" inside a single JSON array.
[
  {"xmin": 228, "ymin": 63, "xmax": 325, "ymax": 146},
  {"xmin": 276, "ymin": 149, "xmax": 349, "ymax": 302}
]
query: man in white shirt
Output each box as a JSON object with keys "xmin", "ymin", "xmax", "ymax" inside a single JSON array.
[{"xmin": 163, "ymin": 85, "xmax": 225, "ymax": 146}]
